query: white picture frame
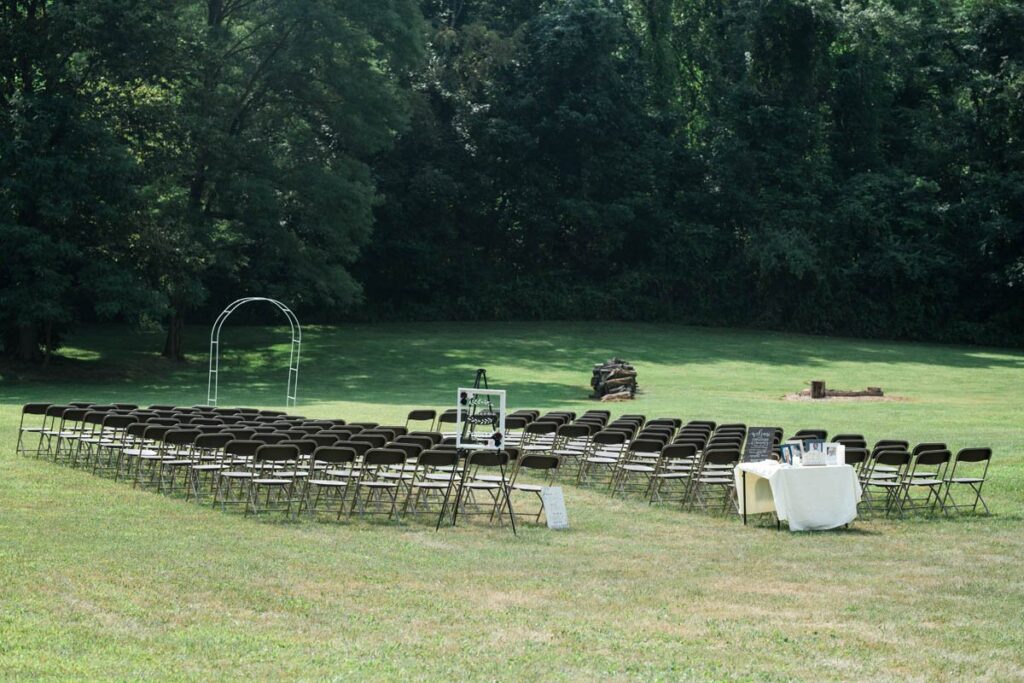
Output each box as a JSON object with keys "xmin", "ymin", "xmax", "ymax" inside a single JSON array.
[{"xmin": 455, "ymin": 387, "xmax": 506, "ymax": 450}]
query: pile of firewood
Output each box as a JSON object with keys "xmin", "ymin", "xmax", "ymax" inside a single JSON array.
[{"xmin": 591, "ymin": 358, "xmax": 638, "ymax": 401}]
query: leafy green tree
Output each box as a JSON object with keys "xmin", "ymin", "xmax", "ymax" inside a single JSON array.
[
  {"xmin": 136, "ymin": 0, "xmax": 424, "ymax": 358},
  {"xmin": 0, "ymin": 1, "xmax": 163, "ymax": 361}
]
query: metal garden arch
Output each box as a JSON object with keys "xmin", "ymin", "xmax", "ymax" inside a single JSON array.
[{"xmin": 207, "ymin": 297, "xmax": 301, "ymax": 407}]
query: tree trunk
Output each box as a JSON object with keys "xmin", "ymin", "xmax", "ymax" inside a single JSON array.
[
  {"xmin": 17, "ymin": 324, "xmax": 39, "ymax": 362},
  {"xmin": 42, "ymin": 321, "xmax": 53, "ymax": 367},
  {"xmin": 810, "ymin": 380, "xmax": 826, "ymax": 399},
  {"xmin": 162, "ymin": 311, "xmax": 185, "ymax": 361}
]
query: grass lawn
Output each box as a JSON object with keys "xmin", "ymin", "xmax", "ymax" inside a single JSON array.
[{"xmin": 2, "ymin": 322, "xmax": 1023, "ymax": 680}]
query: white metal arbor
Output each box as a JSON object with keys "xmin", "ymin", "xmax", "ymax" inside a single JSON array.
[{"xmin": 207, "ymin": 297, "xmax": 301, "ymax": 407}]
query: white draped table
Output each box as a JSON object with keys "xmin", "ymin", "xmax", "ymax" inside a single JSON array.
[{"xmin": 734, "ymin": 461, "xmax": 862, "ymax": 531}]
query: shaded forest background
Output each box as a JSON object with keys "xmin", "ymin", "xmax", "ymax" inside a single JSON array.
[{"xmin": 2, "ymin": 0, "xmax": 1022, "ymax": 361}]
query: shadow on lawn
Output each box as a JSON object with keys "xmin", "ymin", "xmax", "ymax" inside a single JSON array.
[{"xmin": 2, "ymin": 322, "xmax": 1023, "ymax": 409}]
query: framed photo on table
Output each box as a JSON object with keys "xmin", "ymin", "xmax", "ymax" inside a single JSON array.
[{"xmin": 780, "ymin": 442, "xmax": 801, "ymax": 465}]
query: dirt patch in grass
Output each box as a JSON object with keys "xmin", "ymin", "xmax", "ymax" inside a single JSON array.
[{"xmin": 783, "ymin": 392, "xmax": 908, "ymax": 402}]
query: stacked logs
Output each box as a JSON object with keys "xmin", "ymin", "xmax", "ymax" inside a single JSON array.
[{"xmin": 591, "ymin": 358, "xmax": 638, "ymax": 401}]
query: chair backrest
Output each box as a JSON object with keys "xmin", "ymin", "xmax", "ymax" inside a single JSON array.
[
  {"xmin": 363, "ymin": 447, "xmax": 407, "ymax": 467},
  {"xmin": 417, "ymin": 449, "xmax": 460, "ymax": 468},
  {"xmin": 126, "ymin": 422, "xmax": 150, "ymax": 438},
  {"xmin": 195, "ymin": 433, "xmax": 233, "ymax": 450},
  {"xmin": 630, "ymin": 438, "xmax": 665, "ymax": 454},
  {"xmin": 606, "ymin": 425, "xmax": 637, "ymax": 439},
  {"xmin": 312, "ymin": 446, "xmax": 357, "ymax": 465},
  {"xmin": 703, "ymin": 449, "xmax": 740, "ymax": 466},
  {"xmin": 336, "ymin": 440, "xmax": 372, "ymax": 456},
  {"xmin": 348, "ymin": 421, "xmax": 379, "ymax": 429},
  {"xmin": 956, "ymin": 447, "xmax": 992, "ymax": 463},
  {"xmin": 380, "ymin": 425, "xmax": 409, "ymax": 437},
  {"xmin": 103, "ymin": 415, "xmax": 137, "ymax": 430},
  {"xmin": 686, "ymin": 420, "xmax": 716, "ymax": 430},
  {"xmin": 279, "ymin": 439, "xmax": 317, "ymax": 456},
  {"xmin": 225, "ymin": 439, "xmax": 262, "ymax": 457},
  {"xmin": 913, "ymin": 442, "xmax": 947, "ymax": 456},
  {"xmin": 556, "ymin": 424, "xmax": 591, "ymax": 440},
  {"xmin": 395, "ymin": 435, "xmax": 435, "ymax": 451},
  {"xmin": 843, "ymin": 447, "xmax": 868, "ymax": 467},
  {"xmin": 504, "ymin": 416, "xmax": 529, "ymax": 431},
  {"xmin": 913, "ymin": 449, "xmax": 951, "ymax": 466},
  {"xmin": 308, "ymin": 434, "xmax": 341, "ymax": 447},
  {"xmin": 390, "ymin": 442, "xmax": 423, "ymax": 460},
  {"xmin": 795, "ymin": 429, "xmax": 828, "ymax": 440},
  {"xmin": 438, "ymin": 409, "xmax": 459, "ymax": 425},
  {"xmin": 526, "ymin": 421, "xmax": 558, "ymax": 435},
  {"xmin": 408, "ymin": 431, "xmax": 443, "ymax": 445},
  {"xmin": 467, "ymin": 450, "xmax": 510, "ymax": 467},
  {"xmin": 291, "ymin": 425, "xmax": 322, "ymax": 435},
  {"xmin": 874, "ymin": 439, "xmax": 909, "ymax": 450},
  {"xmin": 351, "ymin": 434, "xmax": 387, "ymax": 448},
  {"xmin": 661, "ymin": 443, "xmax": 697, "ymax": 461},
  {"xmin": 143, "ymin": 425, "xmax": 172, "ymax": 441},
  {"xmin": 253, "ymin": 433, "xmax": 288, "ymax": 444},
  {"xmin": 593, "ymin": 430, "xmax": 628, "ymax": 446},
  {"xmin": 647, "ymin": 418, "xmax": 682, "ymax": 429},
  {"xmin": 871, "ymin": 443, "xmax": 907, "ymax": 458},
  {"xmin": 255, "ymin": 444, "xmax": 300, "ymax": 462},
  {"xmin": 519, "ymin": 454, "xmax": 559, "ymax": 471},
  {"xmin": 407, "ymin": 409, "xmax": 437, "ymax": 421},
  {"xmin": 874, "ymin": 450, "xmax": 910, "ymax": 467}
]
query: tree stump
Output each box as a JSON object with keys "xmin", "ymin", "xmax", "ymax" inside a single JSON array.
[{"xmin": 810, "ymin": 380, "xmax": 826, "ymax": 399}]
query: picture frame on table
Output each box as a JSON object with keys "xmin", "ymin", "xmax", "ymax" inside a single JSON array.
[{"xmin": 780, "ymin": 441, "xmax": 802, "ymax": 466}]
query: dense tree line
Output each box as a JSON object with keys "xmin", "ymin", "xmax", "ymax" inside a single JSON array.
[{"xmin": 2, "ymin": 0, "xmax": 1022, "ymax": 361}]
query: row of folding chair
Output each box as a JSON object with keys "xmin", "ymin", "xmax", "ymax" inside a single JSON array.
[{"xmin": 18, "ymin": 402, "xmax": 566, "ymax": 529}]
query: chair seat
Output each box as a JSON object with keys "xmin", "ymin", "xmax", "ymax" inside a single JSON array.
[
  {"xmin": 161, "ymin": 459, "xmax": 193, "ymax": 466},
  {"xmin": 907, "ymin": 478, "xmax": 943, "ymax": 486},
  {"xmin": 474, "ymin": 474, "xmax": 509, "ymax": 483},
  {"xmin": 413, "ymin": 481, "xmax": 452, "ymax": 490},
  {"xmin": 654, "ymin": 472, "xmax": 689, "ymax": 479},
  {"xmin": 948, "ymin": 477, "xmax": 984, "ymax": 483},
  {"xmin": 308, "ymin": 479, "xmax": 347, "ymax": 487},
  {"xmin": 512, "ymin": 483, "xmax": 543, "ymax": 492},
  {"xmin": 325, "ymin": 469, "xmax": 356, "ymax": 478},
  {"xmin": 360, "ymin": 481, "xmax": 398, "ymax": 488},
  {"xmin": 191, "ymin": 464, "xmax": 224, "ymax": 471},
  {"xmin": 219, "ymin": 471, "xmax": 256, "ymax": 479},
  {"xmin": 621, "ymin": 464, "xmax": 654, "ymax": 473},
  {"xmin": 253, "ymin": 478, "xmax": 291, "ymax": 485},
  {"xmin": 464, "ymin": 481, "xmax": 499, "ymax": 490}
]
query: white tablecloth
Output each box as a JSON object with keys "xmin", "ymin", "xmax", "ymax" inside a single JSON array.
[{"xmin": 734, "ymin": 461, "xmax": 862, "ymax": 531}]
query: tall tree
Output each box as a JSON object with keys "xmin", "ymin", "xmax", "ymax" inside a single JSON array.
[
  {"xmin": 0, "ymin": 0, "xmax": 164, "ymax": 361},
  {"xmin": 141, "ymin": 0, "xmax": 424, "ymax": 358}
]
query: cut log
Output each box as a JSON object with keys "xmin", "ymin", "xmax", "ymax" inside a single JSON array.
[{"xmin": 810, "ymin": 380, "xmax": 826, "ymax": 399}]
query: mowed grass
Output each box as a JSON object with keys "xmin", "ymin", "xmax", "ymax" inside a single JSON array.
[{"xmin": 1, "ymin": 322, "xmax": 1023, "ymax": 681}]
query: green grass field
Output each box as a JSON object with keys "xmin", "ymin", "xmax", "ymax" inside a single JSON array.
[{"xmin": 2, "ymin": 322, "xmax": 1023, "ymax": 680}]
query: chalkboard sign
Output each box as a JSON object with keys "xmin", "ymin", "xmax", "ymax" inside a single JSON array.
[{"xmin": 743, "ymin": 427, "xmax": 777, "ymax": 462}]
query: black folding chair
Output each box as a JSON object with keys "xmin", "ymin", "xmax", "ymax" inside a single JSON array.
[{"xmin": 942, "ymin": 448, "xmax": 992, "ymax": 515}]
